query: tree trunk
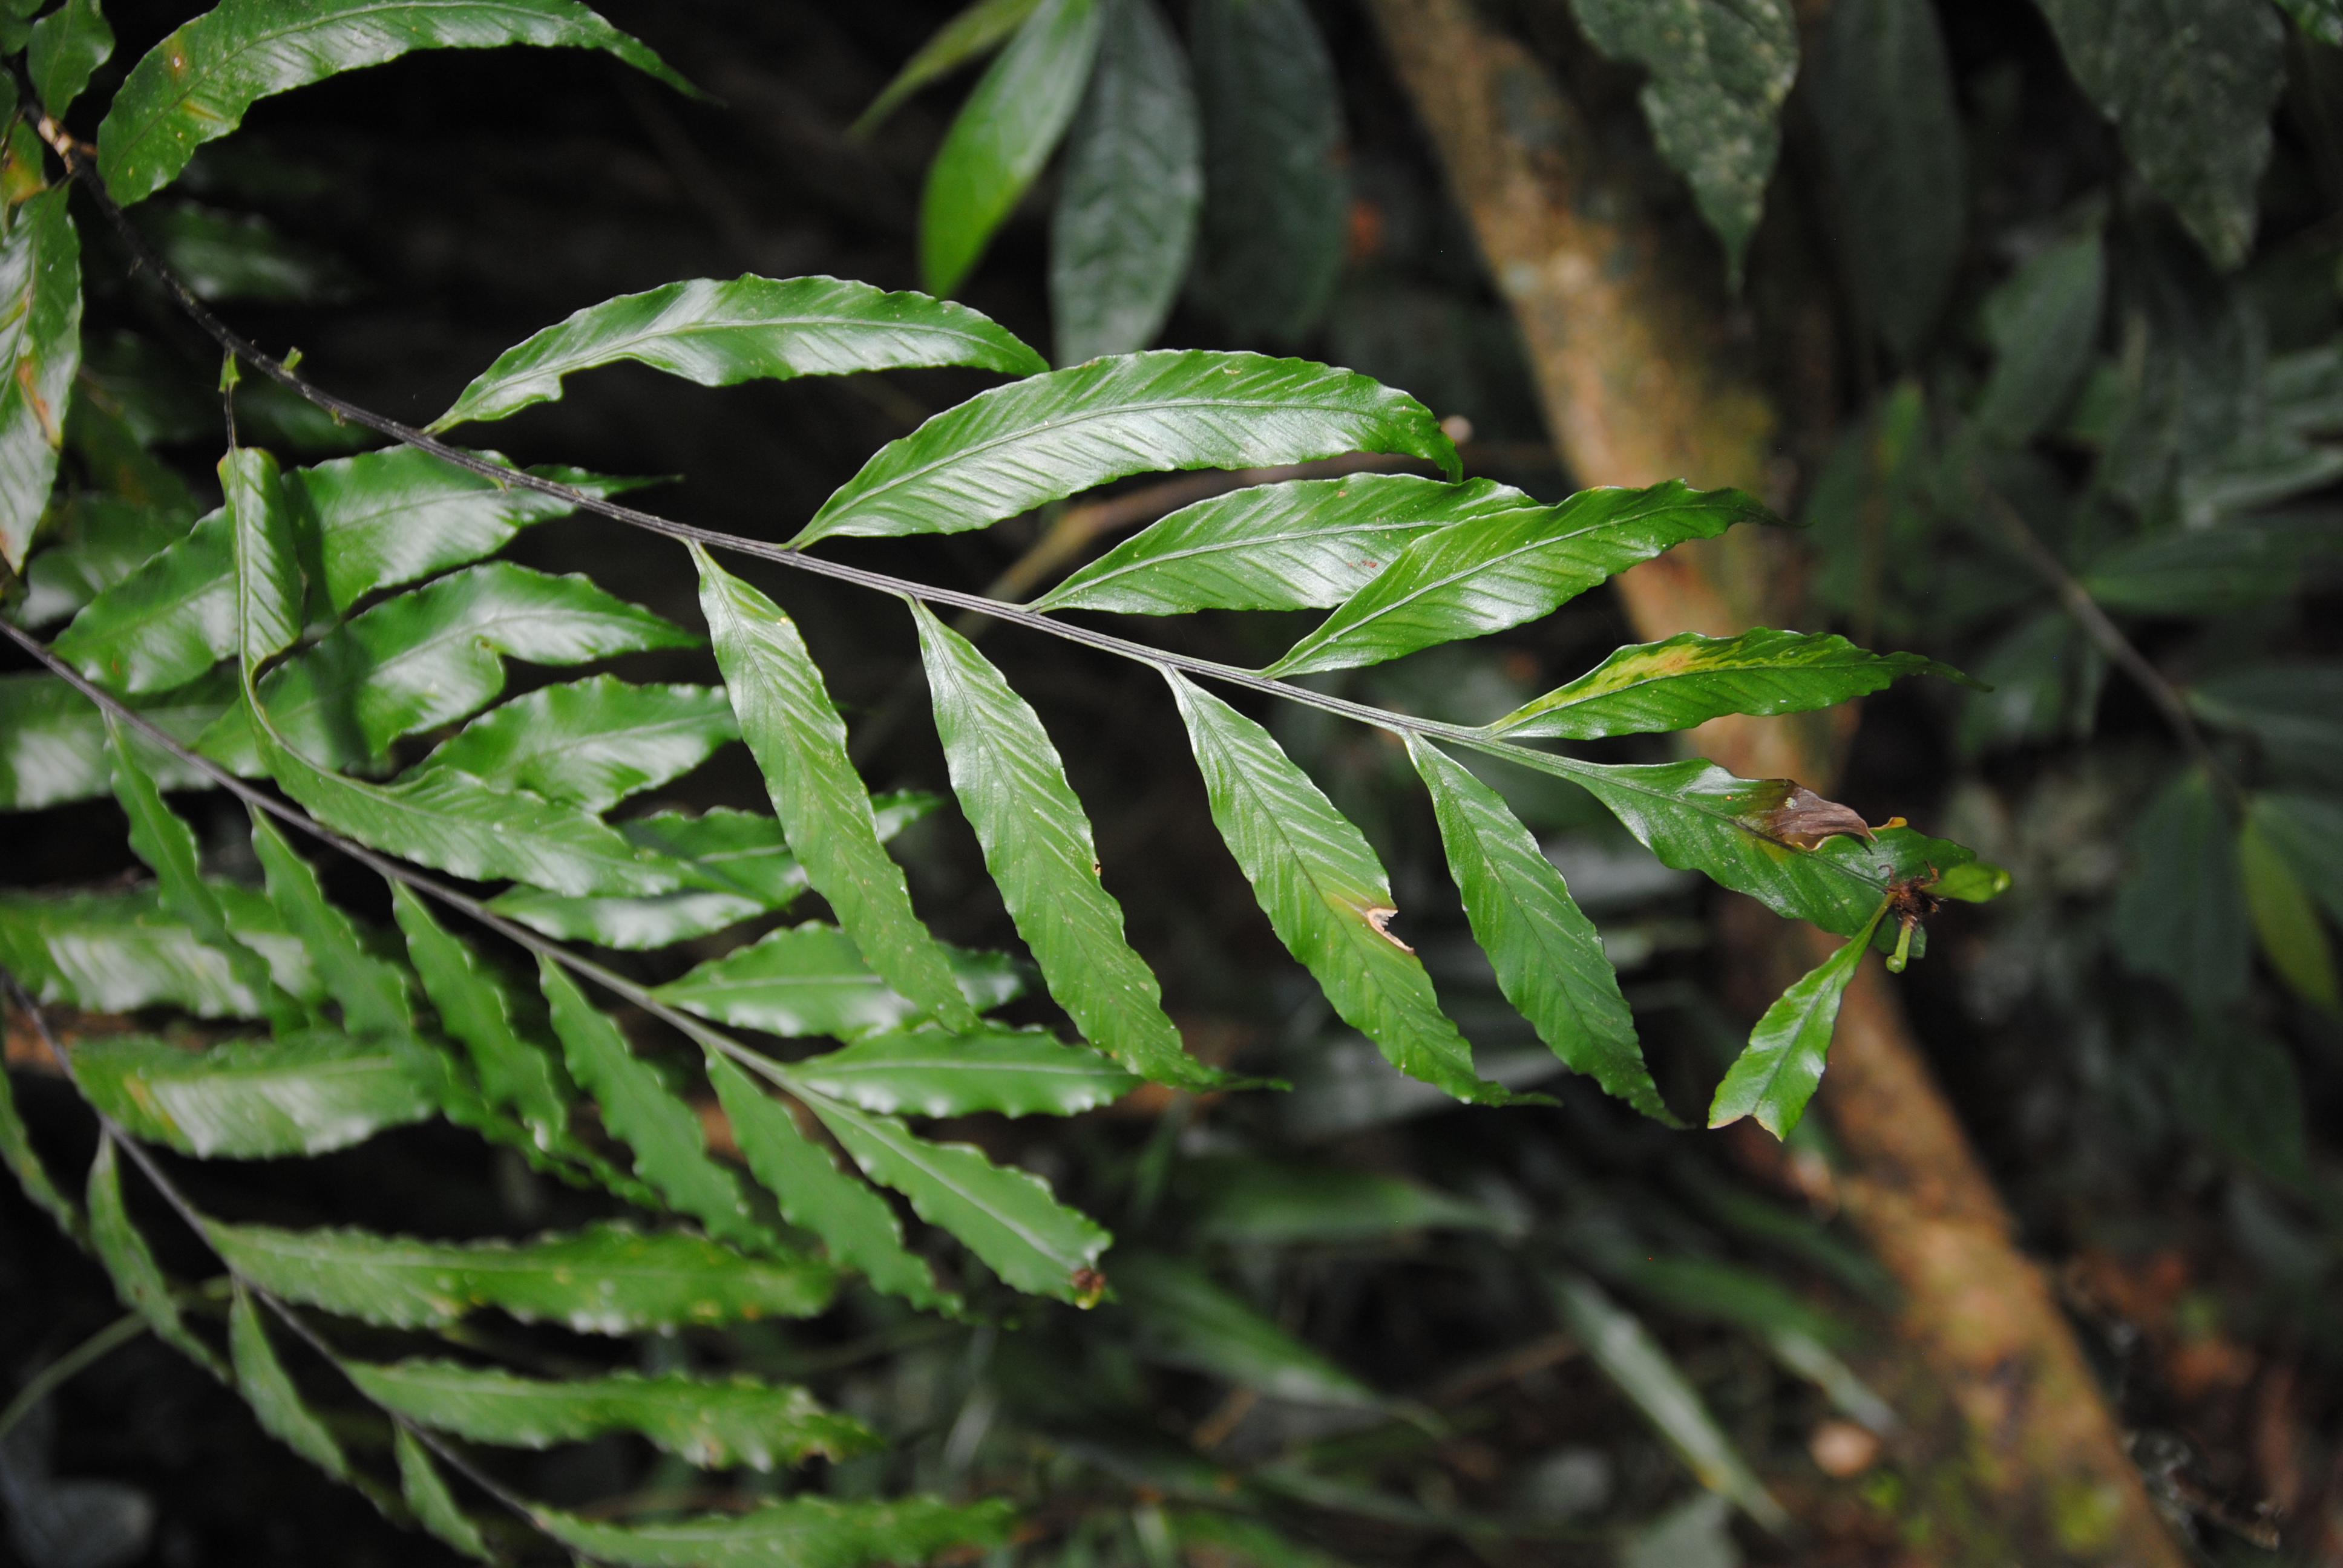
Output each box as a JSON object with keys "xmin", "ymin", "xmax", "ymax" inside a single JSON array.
[{"xmin": 1362, "ymin": 4, "xmax": 2184, "ymax": 1563}]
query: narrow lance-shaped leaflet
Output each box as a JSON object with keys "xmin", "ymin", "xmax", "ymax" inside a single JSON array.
[
  {"xmin": 911, "ymin": 599, "xmax": 1213, "ymax": 1085},
  {"xmin": 1708, "ymin": 895, "xmax": 1893, "ymax": 1138},
  {"xmin": 703, "ymin": 1049, "xmax": 955, "ymax": 1313},
  {"xmin": 432, "ymin": 275, "xmax": 1049, "ymax": 430},
  {"xmin": 1165, "ymin": 670, "xmax": 1512, "ymax": 1105},
  {"xmin": 796, "ymin": 350, "xmax": 1457, "ymax": 546},
  {"xmin": 106, "ymin": 708, "xmax": 307, "ymax": 1036},
  {"xmin": 1268, "ymin": 481, "xmax": 1775, "ymax": 678},
  {"xmin": 1406, "ymin": 736, "xmax": 1674, "ymax": 1123},
  {"xmin": 539, "ymin": 957, "xmax": 773, "ymax": 1253},
  {"xmin": 921, "ymin": 0, "xmax": 1104, "ymax": 297},
  {"xmin": 97, "ymin": 0, "xmax": 699, "ymax": 206},
  {"xmin": 804, "ymin": 1089, "xmax": 1111, "ymax": 1305},
  {"xmin": 692, "ymin": 542, "xmax": 976, "ymax": 1031},
  {"xmin": 222, "ymin": 448, "xmax": 698, "ymax": 898},
  {"xmin": 1486, "ymin": 629, "xmax": 1979, "ymax": 740}
]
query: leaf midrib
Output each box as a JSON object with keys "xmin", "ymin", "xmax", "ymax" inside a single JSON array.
[
  {"xmin": 516, "ymin": 306, "xmax": 1020, "ymax": 379},
  {"xmin": 1045, "ymin": 518, "xmax": 1442, "ymax": 606},
  {"xmin": 826, "ymin": 1099, "xmax": 1080, "ymax": 1262},
  {"xmin": 1276, "ymin": 503, "xmax": 1669, "ymax": 665},
  {"xmin": 817, "ymin": 380, "xmax": 1395, "ymax": 526},
  {"xmin": 1502, "ymin": 648, "xmax": 1893, "ymax": 731}
]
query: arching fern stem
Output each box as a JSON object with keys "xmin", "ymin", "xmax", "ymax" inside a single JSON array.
[{"xmin": 30, "ymin": 119, "xmax": 1696, "ymax": 855}]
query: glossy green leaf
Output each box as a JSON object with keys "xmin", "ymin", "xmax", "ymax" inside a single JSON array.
[
  {"xmin": 249, "ymin": 812, "xmax": 413, "ymax": 1036},
  {"xmin": 433, "ymin": 276, "xmax": 1046, "ymax": 431},
  {"xmin": 654, "ymin": 923, "xmax": 1020, "ymax": 1040},
  {"xmin": 387, "ymin": 885, "xmax": 571, "ymax": 1142},
  {"xmin": 2111, "ymin": 769, "xmax": 2249, "ymax": 1011},
  {"xmin": 853, "ymin": 0, "xmax": 1043, "ymax": 136},
  {"xmin": 392, "ymin": 1427, "xmax": 489, "ymax": 1562},
  {"xmin": 922, "ymin": 0, "xmax": 1103, "ymax": 297},
  {"xmin": 73, "ymin": 1032, "xmax": 435, "ymax": 1158},
  {"xmin": 490, "ymin": 808, "xmax": 800, "ymax": 949},
  {"xmin": 286, "ymin": 446, "xmax": 649, "ymax": 615},
  {"xmin": 1049, "ymin": 0, "xmax": 1198, "ymax": 365},
  {"xmin": 796, "ymin": 351, "xmax": 1458, "ymax": 545},
  {"xmin": 1461, "ymin": 745, "xmax": 1973, "ymax": 938},
  {"xmin": 2033, "ymin": 0, "xmax": 2284, "ymax": 269},
  {"xmin": 1974, "ymin": 232, "xmax": 2105, "ymax": 440},
  {"xmin": 703, "ymin": 1050, "xmax": 953, "ymax": 1311},
  {"xmin": 1167, "ymin": 671, "xmax": 1507, "ymax": 1105},
  {"xmin": 1186, "ymin": 1156, "xmax": 1512, "ymax": 1244},
  {"xmin": 0, "ymin": 885, "xmax": 321, "ymax": 1018},
  {"xmin": 96, "ymin": 0, "xmax": 695, "ymax": 206},
  {"xmin": 486, "ymin": 795, "xmax": 934, "ymax": 950},
  {"xmin": 28, "ymin": 0, "xmax": 114, "ymax": 117},
  {"xmin": 2190, "ymin": 664, "xmax": 2343, "ymax": 783},
  {"xmin": 51, "ymin": 508, "xmax": 236, "ymax": 694},
  {"xmin": 808, "ymin": 1093, "xmax": 1109, "ymax": 1302},
  {"xmin": 266, "ymin": 751, "xmax": 687, "ymax": 897},
  {"xmin": 1188, "ymin": 0, "xmax": 1345, "ymax": 341},
  {"xmin": 221, "ymin": 447, "xmax": 304, "ymax": 665},
  {"xmin": 2241, "ymin": 802, "xmax": 2339, "ymax": 1012},
  {"xmin": 540, "ymin": 958, "xmax": 771, "ymax": 1250},
  {"xmin": 1487, "ymin": 630, "xmax": 1976, "ymax": 740},
  {"xmin": 201, "ymin": 561, "xmax": 695, "ymax": 773},
  {"xmin": 1810, "ymin": 0, "xmax": 1962, "ymax": 359},
  {"xmin": 228, "ymin": 1284, "xmax": 349, "ymax": 1480},
  {"xmin": 1545, "ymin": 1269, "xmax": 1787, "ymax": 1530},
  {"xmin": 18, "ymin": 492, "xmax": 200, "ymax": 629},
  {"xmin": 349, "ymin": 1358, "xmax": 877, "ymax": 1470},
  {"xmin": 538, "ymin": 1495, "xmax": 1017, "ymax": 1568},
  {"xmin": 1267, "ymin": 482, "xmax": 1774, "ymax": 677},
  {"xmin": 0, "ymin": 1060, "xmax": 80, "ymax": 1241},
  {"xmin": 1408, "ymin": 736, "xmax": 1670, "ymax": 1122},
  {"xmin": 87, "ymin": 1137, "xmax": 224, "ymax": 1377},
  {"xmin": 1112, "ymin": 1251, "xmax": 1377, "ymax": 1405},
  {"xmin": 790, "ymin": 1024, "xmax": 1137, "ymax": 1117},
  {"xmin": 693, "ymin": 544, "xmax": 977, "ymax": 1029},
  {"xmin": 206, "ymin": 1219, "xmax": 836, "ymax": 1331},
  {"xmin": 109, "ymin": 712, "xmax": 306, "ymax": 1034},
  {"xmin": 0, "ymin": 670, "xmax": 234, "ymax": 810},
  {"xmin": 913, "ymin": 602, "xmax": 1207, "ymax": 1084},
  {"xmin": 405, "ymin": 678, "xmax": 735, "ymax": 812},
  {"xmin": 1035, "ymin": 474, "xmax": 1521, "ymax": 615},
  {"xmin": 1568, "ymin": 0, "xmax": 1798, "ymax": 285},
  {"xmin": 0, "ymin": 189, "xmax": 81, "ymax": 573},
  {"xmin": 222, "ymin": 457, "xmax": 695, "ymax": 893},
  {"xmin": 1708, "ymin": 898, "xmax": 1890, "ymax": 1137}
]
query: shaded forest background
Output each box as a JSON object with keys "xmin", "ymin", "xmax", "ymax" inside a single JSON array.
[{"xmin": 4, "ymin": 1, "xmax": 2340, "ymax": 1565}]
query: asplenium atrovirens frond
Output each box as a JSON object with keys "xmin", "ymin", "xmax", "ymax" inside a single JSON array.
[{"xmin": 0, "ymin": 4, "xmax": 2002, "ymax": 1561}]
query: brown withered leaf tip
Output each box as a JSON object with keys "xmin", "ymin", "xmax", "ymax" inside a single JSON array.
[
  {"xmin": 1758, "ymin": 784, "xmax": 1876, "ymax": 850},
  {"xmin": 1070, "ymin": 1267, "xmax": 1107, "ymax": 1308},
  {"xmin": 1364, "ymin": 906, "xmax": 1414, "ymax": 953}
]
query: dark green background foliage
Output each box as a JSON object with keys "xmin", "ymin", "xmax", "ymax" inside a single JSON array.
[{"xmin": 0, "ymin": 1, "xmax": 2337, "ymax": 1566}]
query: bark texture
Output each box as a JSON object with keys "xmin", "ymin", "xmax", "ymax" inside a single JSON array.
[{"xmin": 1363, "ymin": 3, "xmax": 2184, "ymax": 1562}]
